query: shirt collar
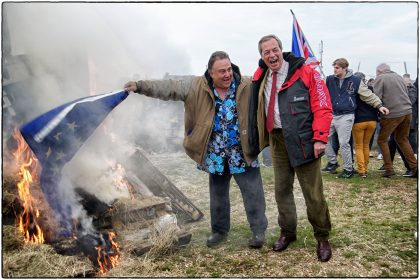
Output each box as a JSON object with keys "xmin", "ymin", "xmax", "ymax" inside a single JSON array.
[
  {"xmin": 269, "ymin": 60, "xmax": 289, "ymax": 77},
  {"xmin": 213, "ymin": 79, "xmax": 236, "ymax": 99}
]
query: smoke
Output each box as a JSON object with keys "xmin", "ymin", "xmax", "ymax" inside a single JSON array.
[{"xmin": 4, "ymin": 3, "xmax": 191, "ymax": 235}]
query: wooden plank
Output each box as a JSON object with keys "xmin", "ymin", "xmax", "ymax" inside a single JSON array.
[{"xmin": 125, "ymin": 149, "xmax": 204, "ymax": 222}]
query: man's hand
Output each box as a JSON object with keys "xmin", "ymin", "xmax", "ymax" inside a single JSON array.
[
  {"xmin": 124, "ymin": 81, "xmax": 137, "ymax": 92},
  {"xmin": 314, "ymin": 141, "xmax": 326, "ymax": 158},
  {"xmin": 378, "ymin": 106, "xmax": 390, "ymax": 115}
]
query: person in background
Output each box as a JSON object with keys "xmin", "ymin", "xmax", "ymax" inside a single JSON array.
[
  {"xmin": 367, "ymin": 78, "xmax": 384, "ymax": 160},
  {"xmin": 379, "ymin": 76, "xmax": 419, "ymax": 176},
  {"xmin": 249, "ymin": 34, "xmax": 333, "ymax": 262},
  {"xmin": 403, "ymin": 76, "xmax": 418, "ymax": 156},
  {"xmin": 352, "ymin": 72, "xmax": 389, "ymax": 177},
  {"xmin": 124, "ymin": 51, "xmax": 268, "ymax": 248},
  {"xmin": 325, "ymin": 58, "xmax": 389, "ymax": 179},
  {"xmin": 374, "ymin": 63, "xmax": 417, "ymax": 178}
]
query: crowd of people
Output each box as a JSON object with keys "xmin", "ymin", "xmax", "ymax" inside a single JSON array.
[
  {"xmin": 123, "ymin": 33, "xmax": 417, "ymax": 263},
  {"xmin": 322, "ymin": 60, "xmax": 418, "ymax": 179}
]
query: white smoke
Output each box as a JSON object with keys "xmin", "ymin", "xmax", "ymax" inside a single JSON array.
[{"xmin": 4, "ymin": 3, "xmax": 192, "ymax": 234}]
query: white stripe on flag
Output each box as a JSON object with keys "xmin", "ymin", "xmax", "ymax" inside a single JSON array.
[{"xmin": 34, "ymin": 90, "xmax": 124, "ymax": 143}]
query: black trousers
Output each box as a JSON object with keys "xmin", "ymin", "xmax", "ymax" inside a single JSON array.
[{"xmin": 209, "ymin": 166, "xmax": 268, "ymax": 235}]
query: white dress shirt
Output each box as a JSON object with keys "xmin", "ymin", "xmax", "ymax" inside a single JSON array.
[{"xmin": 264, "ymin": 61, "xmax": 289, "ymax": 129}]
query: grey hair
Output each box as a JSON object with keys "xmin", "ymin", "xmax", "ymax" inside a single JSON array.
[
  {"xmin": 354, "ymin": 72, "xmax": 366, "ymax": 80},
  {"xmin": 208, "ymin": 51, "xmax": 230, "ymax": 72},
  {"xmin": 376, "ymin": 63, "xmax": 391, "ymax": 72},
  {"xmin": 258, "ymin": 34, "xmax": 283, "ymax": 54}
]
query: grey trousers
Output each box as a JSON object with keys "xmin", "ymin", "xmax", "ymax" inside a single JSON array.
[
  {"xmin": 325, "ymin": 114, "xmax": 355, "ymax": 171},
  {"xmin": 270, "ymin": 129, "xmax": 331, "ymax": 241},
  {"xmin": 209, "ymin": 167, "xmax": 268, "ymax": 235}
]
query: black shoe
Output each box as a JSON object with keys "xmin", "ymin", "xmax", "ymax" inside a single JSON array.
[
  {"xmin": 336, "ymin": 169, "xmax": 354, "ymax": 179},
  {"xmin": 403, "ymin": 169, "xmax": 418, "ymax": 178},
  {"xmin": 206, "ymin": 232, "xmax": 227, "ymax": 247},
  {"xmin": 403, "ymin": 170, "xmax": 411, "ymax": 177},
  {"xmin": 317, "ymin": 240, "xmax": 332, "ymax": 262},
  {"xmin": 322, "ymin": 162, "xmax": 339, "ymax": 173},
  {"xmin": 248, "ymin": 232, "xmax": 265, "ymax": 249},
  {"xmin": 378, "ymin": 165, "xmax": 385, "ymax": 171},
  {"xmin": 358, "ymin": 173, "xmax": 367, "ymax": 178}
]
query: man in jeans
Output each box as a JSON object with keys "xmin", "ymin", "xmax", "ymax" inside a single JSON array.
[
  {"xmin": 124, "ymin": 51, "xmax": 268, "ymax": 248},
  {"xmin": 325, "ymin": 58, "xmax": 388, "ymax": 178},
  {"xmin": 374, "ymin": 63, "xmax": 417, "ymax": 178}
]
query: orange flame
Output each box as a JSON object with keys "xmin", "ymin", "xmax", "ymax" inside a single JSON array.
[
  {"xmin": 13, "ymin": 128, "xmax": 45, "ymax": 244},
  {"xmin": 95, "ymin": 232, "xmax": 120, "ymax": 274}
]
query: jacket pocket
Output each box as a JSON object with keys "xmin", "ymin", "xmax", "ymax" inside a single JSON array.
[
  {"xmin": 298, "ymin": 130, "xmax": 314, "ymax": 160},
  {"xmin": 183, "ymin": 123, "xmax": 210, "ymax": 161},
  {"xmin": 289, "ymin": 93, "xmax": 310, "ymax": 115}
]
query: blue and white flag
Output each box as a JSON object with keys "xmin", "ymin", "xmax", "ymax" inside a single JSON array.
[
  {"xmin": 291, "ymin": 10, "xmax": 321, "ymax": 68},
  {"xmin": 20, "ymin": 90, "xmax": 129, "ymax": 234}
]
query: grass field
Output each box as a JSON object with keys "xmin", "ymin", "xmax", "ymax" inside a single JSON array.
[
  {"xmin": 106, "ymin": 151, "xmax": 418, "ymax": 278},
  {"xmin": 3, "ymin": 151, "xmax": 418, "ymax": 277}
]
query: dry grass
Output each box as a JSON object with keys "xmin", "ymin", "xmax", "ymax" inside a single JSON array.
[
  {"xmin": 2, "ymin": 242, "xmax": 94, "ymax": 277},
  {"xmin": 2, "ymin": 151, "xmax": 418, "ymax": 277}
]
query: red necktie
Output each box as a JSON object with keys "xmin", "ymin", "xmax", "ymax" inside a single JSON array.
[{"xmin": 266, "ymin": 71, "xmax": 278, "ymax": 133}]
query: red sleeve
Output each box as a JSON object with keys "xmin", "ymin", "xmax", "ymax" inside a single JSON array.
[
  {"xmin": 301, "ymin": 66, "xmax": 332, "ymax": 143},
  {"xmin": 253, "ymin": 66, "xmax": 264, "ymax": 82}
]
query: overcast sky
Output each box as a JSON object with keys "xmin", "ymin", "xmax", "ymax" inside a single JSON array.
[
  {"xmin": 4, "ymin": 1, "xmax": 418, "ymax": 89},
  {"xmin": 136, "ymin": 1, "xmax": 419, "ymax": 79}
]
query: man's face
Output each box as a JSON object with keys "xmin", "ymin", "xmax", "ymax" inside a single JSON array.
[
  {"xmin": 334, "ymin": 65, "xmax": 347, "ymax": 78},
  {"xmin": 209, "ymin": 58, "xmax": 233, "ymax": 90},
  {"xmin": 403, "ymin": 77, "xmax": 412, "ymax": 87},
  {"xmin": 261, "ymin": 38, "xmax": 283, "ymax": 72}
]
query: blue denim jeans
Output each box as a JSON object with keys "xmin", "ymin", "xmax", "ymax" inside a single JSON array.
[{"xmin": 209, "ymin": 166, "xmax": 267, "ymax": 235}]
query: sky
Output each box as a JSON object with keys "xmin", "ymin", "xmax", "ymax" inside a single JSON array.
[{"xmin": 4, "ymin": 1, "xmax": 418, "ymax": 84}]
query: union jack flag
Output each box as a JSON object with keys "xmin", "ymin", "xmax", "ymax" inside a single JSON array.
[{"xmin": 291, "ymin": 10, "xmax": 321, "ymax": 68}]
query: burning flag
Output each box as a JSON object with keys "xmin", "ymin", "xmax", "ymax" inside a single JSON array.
[
  {"xmin": 19, "ymin": 90, "xmax": 129, "ymax": 236},
  {"xmin": 291, "ymin": 9, "xmax": 321, "ymax": 68}
]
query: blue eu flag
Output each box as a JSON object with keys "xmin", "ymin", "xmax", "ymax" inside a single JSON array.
[{"xmin": 20, "ymin": 90, "xmax": 129, "ymax": 235}]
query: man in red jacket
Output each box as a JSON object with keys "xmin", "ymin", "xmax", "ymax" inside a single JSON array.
[{"xmin": 249, "ymin": 34, "xmax": 333, "ymax": 262}]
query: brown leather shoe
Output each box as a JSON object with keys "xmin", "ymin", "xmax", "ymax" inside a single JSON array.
[
  {"xmin": 382, "ymin": 170, "xmax": 396, "ymax": 178},
  {"xmin": 272, "ymin": 234, "xmax": 296, "ymax": 252},
  {"xmin": 317, "ymin": 240, "xmax": 332, "ymax": 262}
]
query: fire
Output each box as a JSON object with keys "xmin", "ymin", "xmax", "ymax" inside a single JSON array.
[
  {"xmin": 12, "ymin": 128, "xmax": 45, "ymax": 244},
  {"xmin": 95, "ymin": 232, "xmax": 120, "ymax": 274},
  {"xmin": 113, "ymin": 163, "xmax": 135, "ymax": 199}
]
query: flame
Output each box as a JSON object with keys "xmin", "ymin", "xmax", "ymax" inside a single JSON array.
[
  {"xmin": 95, "ymin": 232, "xmax": 120, "ymax": 274},
  {"xmin": 13, "ymin": 128, "xmax": 45, "ymax": 244},
  {"xmin": 114, "ymin": 163, "xmax": 135, "ymax": 199}
]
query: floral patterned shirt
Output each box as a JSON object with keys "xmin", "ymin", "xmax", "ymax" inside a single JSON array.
[{"xmin": 198, "ymin": 80, "xmax": 259, "ymax": 175}]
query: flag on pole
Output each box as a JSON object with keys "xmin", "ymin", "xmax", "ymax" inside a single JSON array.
[
  {"xmin": 20, "ymin": 90, "xmax": 129, "ymax": 234},
  {"xmin": 291, "ymin": 10, "xmax": 321, "ymax": 68}
]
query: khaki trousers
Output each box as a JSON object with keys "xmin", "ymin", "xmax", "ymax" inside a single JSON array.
[
  {"xmin": 269, "ymin": 129, "xmax": 331, "ymax": 241},
  {"xmin": 378, "ymin": 114, "xmax": 417, "ymax": 172}
]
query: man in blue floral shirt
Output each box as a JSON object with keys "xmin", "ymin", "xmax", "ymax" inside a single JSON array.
[
  {"xmin": 198, "ymin": 80, "xmax": 260, "ymax": 174},
  {"xmin": 125, "ymin": 51, "xmax": 268, "ymax": 249}
]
